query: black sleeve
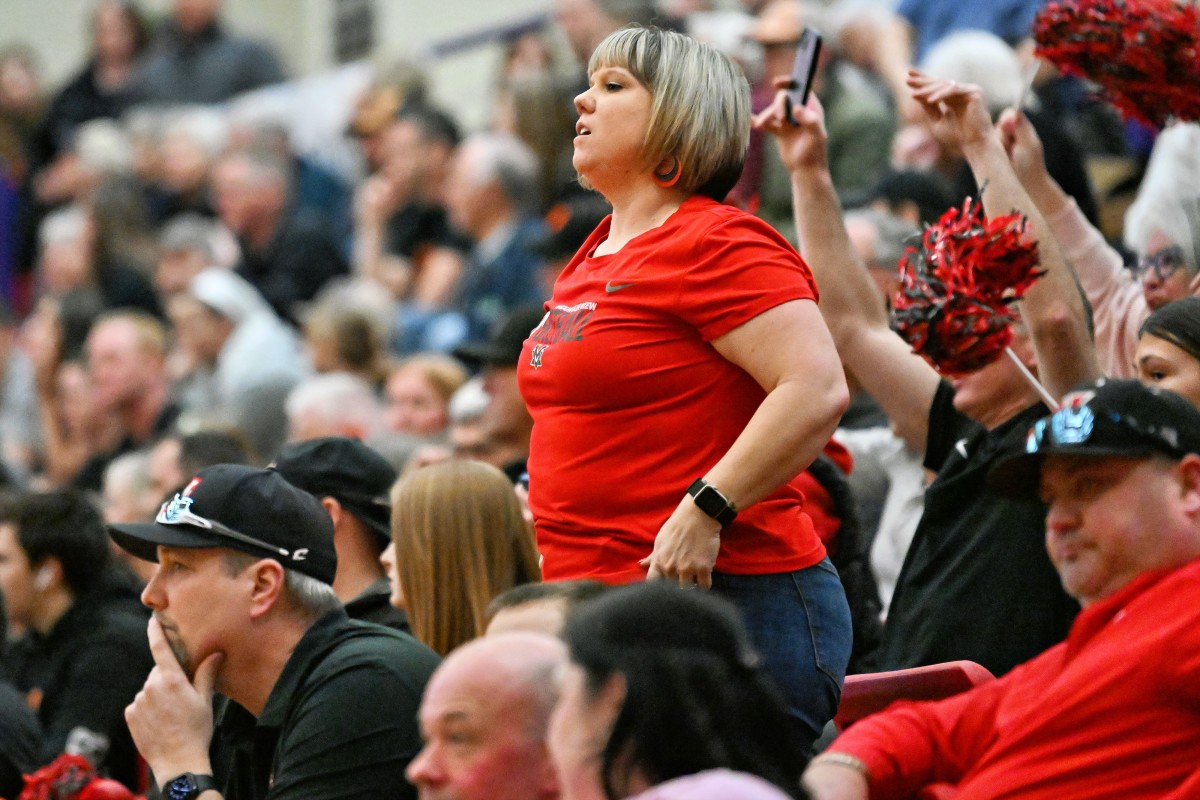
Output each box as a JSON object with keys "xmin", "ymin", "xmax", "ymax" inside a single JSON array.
[{"xmin": 923, "ymin": 380, "xmax": 978, "ymax": 473}]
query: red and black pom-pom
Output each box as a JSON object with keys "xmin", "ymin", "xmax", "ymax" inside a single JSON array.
[
  {"xmin": 18, "ymin": 754, "xmax": 135, "ymax": 800},
  {"xmin": 1033, "ymin": 0, "xmax": 1200, "ymax": 128},
  {"xmin": 891, "ymin": 196, "xmax": 1043, "ymax": 376}
]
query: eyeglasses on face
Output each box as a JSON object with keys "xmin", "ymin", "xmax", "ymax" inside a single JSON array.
[
  {"xmin": 1135, "ymin": 245, "xmax": 1186, "ymax": 283},
  {"xmin": 156, "ymin": 494, "xmax": 291, "ymax": 559}
]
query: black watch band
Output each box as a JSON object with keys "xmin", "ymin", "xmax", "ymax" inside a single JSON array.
[
  {"xmin": 163, "ymin": 772, "xmax": 218, "ymax": 800},
  {"xmin": 686, "ymin": 478, "xmax": 737, "ymax": 527}
]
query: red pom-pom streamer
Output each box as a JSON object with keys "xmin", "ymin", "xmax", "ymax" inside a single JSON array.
[
  {"xmin": 19, "ymin": 754, "xmax": 95, "ymax": 800},
  {"xmin": 1033, "ymin": 0, "xmax": 1200, "ymax": 128},
  {"xmin": 18, "ymin": 754, "xmax": 137, "ymax": 800},
  {"xmin": 891, "ymin": 196, "xmax": 1043, "ymax": 376}
]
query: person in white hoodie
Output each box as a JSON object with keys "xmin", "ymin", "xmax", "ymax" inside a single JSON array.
[{"xmin": 166, "ymin": 267, "xmax": 308, "ymax": 460}]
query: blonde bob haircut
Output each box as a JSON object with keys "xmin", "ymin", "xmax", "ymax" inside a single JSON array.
[
  {"xmin": 391, "ymin": 459, "xmax": 541, "ymax": 655},
  {"xmin": 589, "ymin": 26, "xmax": 750, "ymax": 200}
]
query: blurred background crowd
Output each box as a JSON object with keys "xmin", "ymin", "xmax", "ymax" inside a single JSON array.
[
  {"xmin": 2, "ymin": 0, "xmax": 1200, "ymax": 795},
  {"xmin": 0, "ymin": 0, "xmax": 1168, "ymax": 504}
]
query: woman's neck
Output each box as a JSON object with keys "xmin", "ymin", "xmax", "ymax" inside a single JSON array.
[{"xmin": 595, "ymin": 185, "xmax": 688, "ymax": 257}]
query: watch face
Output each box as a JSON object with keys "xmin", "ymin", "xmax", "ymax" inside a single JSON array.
[{"xmin": 165, "ymin": 774, "xmax": 198, "ymax": 800}]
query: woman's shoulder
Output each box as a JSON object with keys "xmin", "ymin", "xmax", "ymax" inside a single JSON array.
[
  {"xmin": 674, "ymin": 197, "xmax": 797, "ymax": 249},
  {"xmin": 631, "ymin": 769, "xmax": 797, "ymax": 800}
]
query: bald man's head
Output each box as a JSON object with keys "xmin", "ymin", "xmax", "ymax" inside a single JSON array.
[{"xmin": 406, "ymin": 633, "xmax": 565, "ymax": 800}]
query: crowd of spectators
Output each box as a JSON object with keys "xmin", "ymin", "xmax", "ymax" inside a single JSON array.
[{"xmin": 0, "ymin": 0, "xmax": 1199, "ymax": 797}]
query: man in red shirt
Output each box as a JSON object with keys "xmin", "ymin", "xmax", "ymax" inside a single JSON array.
[{"xmin": 805, "ymin": 379, "xmax": 1200, "ymax": 799}]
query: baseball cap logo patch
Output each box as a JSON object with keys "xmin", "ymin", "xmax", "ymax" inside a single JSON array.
[
  {"xmin": 1050, "ymin": 403, "xmax": 1095, "ymax": 447},
  {"xmin": 159, "ymin": 494, "xmax": 196, "ymax": 524}
]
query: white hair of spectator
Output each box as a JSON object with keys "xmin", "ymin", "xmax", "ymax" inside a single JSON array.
[
  {"xmin": 447, "ymin": 376, "xmax": 489, "ymax": 424},
  {"xmin": 303, "ymin": 277, "xmax": 392, "ymax": 346},
  {"xmin": 75, "ymin": 119, "xmax": 135, "ymax": 175},
  {"xmin": 164, "ymin": 105, "xmax": 230, "ymax": 159},
  {"xmin": 1124, "ymin": 123, "xmax": 1200, "ymax": 270},
  {"xmin": 285, "ymin": 372, "xmax": 383, "ymax": 438},
  {"xmin": 465, "ymin": 132, "xmax": 541, "ymax": 213},
  {"xmin": 39, "ymin": 205, "xmax": 89, "ymax": 246},
  {"xmin": 104, "ymin": 449, "xmax": 152, "ymax": 499},
  {"xmin": 159, "ymin": 213, "xmax": 218, "ymax": 261},
  {"xmin": 919, "ymin": 30, "xmax": 1024, "ymax": 114}
]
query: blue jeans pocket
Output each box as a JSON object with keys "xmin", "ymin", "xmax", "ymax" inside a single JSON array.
[{"xmin": 712, "ymin": 559, "xmax": 853, "ymax": 748}]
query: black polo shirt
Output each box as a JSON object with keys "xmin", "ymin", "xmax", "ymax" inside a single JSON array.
[
  {"xmin": 879, "ymin": 381, "xmax": 1080, "ymax": 676},
  {"xmin": 6, "ymin": 593, "xmax": 152, "ymax": 790},
  {"xmin": 212, "ymin": 608, "xmax": 439, "ymax": 800}
]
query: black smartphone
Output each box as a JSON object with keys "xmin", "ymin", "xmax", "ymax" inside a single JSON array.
[{"xmin": 786, "ymin": 26, "xmax": 823, "ymax": 124}]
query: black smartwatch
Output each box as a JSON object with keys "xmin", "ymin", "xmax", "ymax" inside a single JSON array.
[
  {"xmin": 686, "ymin": 478, "xmax": 737, "ymax": 527},
  {"xmin": 163, "ymin": 772, "xmax": 218, "ymax": 800}
]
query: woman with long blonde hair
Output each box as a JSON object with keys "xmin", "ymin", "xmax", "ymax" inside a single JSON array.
[{"xmin": 381, "ymin": 459, "xmax": 541, "ymax": 655}]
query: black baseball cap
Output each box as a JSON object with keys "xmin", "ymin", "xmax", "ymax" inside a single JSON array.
[
  {"xmin": 109, "ymin": 464, "xmax": 337, "ymax": 584},
  {"xmin": 535, "ymin": 196, "xmax": 611, "ymax": 261},
  {"xmin": 453, "ymin": 305, "xmax": 547, "ymax": 368},
  {"xmin": 989, "ymin": 379, "xmax": 1200, "ymax": 499},
  {"xmin": 272, "ymin": 437, "xmax": 396, "ymax": 547}
]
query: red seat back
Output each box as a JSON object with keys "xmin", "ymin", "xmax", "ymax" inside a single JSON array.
[{"xmin": 835, "ymin": 660, "xmax": 995, "ymax": 730}]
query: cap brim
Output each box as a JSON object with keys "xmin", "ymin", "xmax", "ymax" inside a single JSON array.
[
  {"xmin": 452, "ymin": 341, "xmax": 509, "ymax": 368},
  {"xmin": 108, "ymin": 522, "xmax": 225, "ymax": 563},
  {"xmin": 987, "ymin": 444, "xmax": 1161, "ymax": 499}
]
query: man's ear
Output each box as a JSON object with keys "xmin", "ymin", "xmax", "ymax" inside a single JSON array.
[
  {"xmin": 247, "ymin": 558, "xmax": 286, "ymax": 618},
  {"xmin": 320, "ymin": 496, "xmax": 343, "ymax": 529},
  {"xmin": 1178, "ymin": 454, "xmax": 1200, "ymax": 516}
]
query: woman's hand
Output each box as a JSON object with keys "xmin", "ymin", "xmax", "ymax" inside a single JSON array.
[
  {"xmin": 905, "ymin": 70, "xmax": 996, "ymax": 157},
  {"xmin": 641, "ymin": 497, "xmax": 722, "ymax": 589},
  {"xmin": 996, "ymin": 108, "xmax": 1045, "ymax": 184},
  {"xmin": 752, "ymin": 79, "xmax": 831, "ymax": 175}
]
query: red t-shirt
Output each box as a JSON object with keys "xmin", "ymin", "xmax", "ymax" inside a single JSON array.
[{"xmin": 518, "ymin": 196, "xmax": 829, "ymax": 583}]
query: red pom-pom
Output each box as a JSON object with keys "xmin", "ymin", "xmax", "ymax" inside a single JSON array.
[
  {"xmin": 1033, "ymin": 0, "xmax": 1200, "ymax": 128},
  {"xmin": 891, "ymin": 196, "xmax": 1043, "ymax": 376},
  {"xmin": 19, "ymin": 755, "xmax": 95, "ymax": 800}
]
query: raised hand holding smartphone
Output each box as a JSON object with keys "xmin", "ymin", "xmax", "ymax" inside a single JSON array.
[{"xmin": 785, "ymin": 27, "xmax": 823, "ymax": 124}]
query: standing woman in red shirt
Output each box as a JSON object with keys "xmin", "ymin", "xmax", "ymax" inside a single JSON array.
[{"xmin": 517, "ymin": 25, "xmax": 852, "ymax": 748}]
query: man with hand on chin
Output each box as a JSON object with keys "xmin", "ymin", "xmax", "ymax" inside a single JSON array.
[{"xmin": 110, "ymin": 464, "xmax": 439, "ymax": 800}]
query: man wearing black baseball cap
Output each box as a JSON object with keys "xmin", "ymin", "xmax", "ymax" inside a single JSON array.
[
  {"xmin": 453, "ymin": 305, "xmax": 546, "ymax": 483},
  {"xmin": 272, "ymin": 437, "xmax": 408, "ymax": 631},
  {"xmin": 109, "ymin": 464, "xmax": 439, "ymax": 800},
  {"xmin": 805, "ymin": 379, "xmax": 1200, "ymax": 799}
]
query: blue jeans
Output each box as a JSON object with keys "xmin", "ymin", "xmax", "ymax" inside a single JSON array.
[{"xmin": 712, "ymin": 558, "xmax": 853, "ymax": 750}]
